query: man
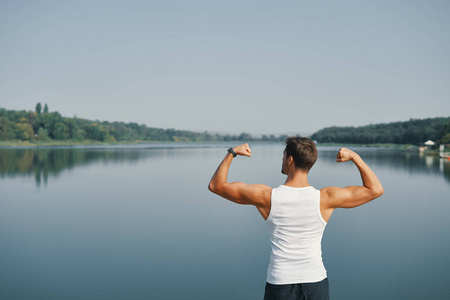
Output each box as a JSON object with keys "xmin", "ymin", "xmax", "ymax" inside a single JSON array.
[{"xmin": 208, "ymin": 137, "xmax": 384, "ymax": 300}]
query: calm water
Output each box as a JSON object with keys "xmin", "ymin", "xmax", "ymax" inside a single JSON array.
[{"xmin": 1, "ymin": 143, "xmax": 449, "ymax": 300}]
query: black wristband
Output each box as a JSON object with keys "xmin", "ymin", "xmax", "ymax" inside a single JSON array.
[{"xmin": 227, "ymin": 147, "xmax": 237, "ymax": 157}]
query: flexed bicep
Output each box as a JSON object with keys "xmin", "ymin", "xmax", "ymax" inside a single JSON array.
[{"xmin": 322, "ymin": 186, "xmax": 381, "ymax": 209}]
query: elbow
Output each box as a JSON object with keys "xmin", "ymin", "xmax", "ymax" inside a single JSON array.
[
  {"xmin": 208, "ymin": 181, "xmax": 226, "ymax": 196},
  {"xmin": 208, "ymin": 181, "xmax": 220, "ymax": 194},
  {"xmin": 208, "ymin": 181, "xmax": 215, "ymax": 193},
  {"xmin": 373, "ymin": 186, "xmax": 384, "ymax": 198}
]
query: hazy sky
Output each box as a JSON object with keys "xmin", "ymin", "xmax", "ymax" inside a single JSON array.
[{"xmin": 1, "ymin": 0, "xmax": 449, "ymax": 135}]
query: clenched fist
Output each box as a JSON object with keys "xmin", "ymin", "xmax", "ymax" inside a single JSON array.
[
  {"xmin": 233, "ymin": 143, "xmax": 252, "ymax": 157},
  {"xmin": 336, "ymin": 148, "xmax": 359, "ymax": 163}
]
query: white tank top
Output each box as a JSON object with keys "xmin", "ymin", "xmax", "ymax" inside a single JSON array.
[{"xmin": 265, "ymin": 185, "xmax": 327, "ymax": 284}]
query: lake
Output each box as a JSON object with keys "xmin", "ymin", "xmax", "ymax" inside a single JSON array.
[{"xmin": 1, "ymin": 143, "xmax": 449, "ymax": 300}]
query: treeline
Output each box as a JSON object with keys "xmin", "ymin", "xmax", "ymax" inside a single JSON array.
[
  {"xmin": 0, "ymin": 104, "xmax": 288, "ymax": 143},
  {"xmin": 311, "ymin": 117, "xmax": 450, "ymax": 145}
]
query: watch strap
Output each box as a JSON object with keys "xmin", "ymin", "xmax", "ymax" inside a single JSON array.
[{"xmin": 227, "ymin": 147, "xmax": 237, "ymax": 157}]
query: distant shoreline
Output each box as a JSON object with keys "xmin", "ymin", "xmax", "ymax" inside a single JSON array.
[
  {"xmin": 0, "ymin": 139, "xmax": 232, "ymax": 148},
  {"xmin": 1, "ymin": 140, "xmax": 446, "ymax": 157},
  {"xmin": 0, "ymin": 139, "xmax": 422, "ymax": 150}
]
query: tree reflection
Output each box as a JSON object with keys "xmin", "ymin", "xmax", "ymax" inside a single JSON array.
[{"xmin": 0, "ymin": 148, "xmax": 166, "ymax": 187}]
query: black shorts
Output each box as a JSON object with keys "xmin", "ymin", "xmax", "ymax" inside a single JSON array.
[{"xmin": 263, "ymin": 278, "xmax": 329, "ymax": 300}]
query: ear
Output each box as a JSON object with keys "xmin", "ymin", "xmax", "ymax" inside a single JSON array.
[{"xmin": 287, "ymin": 156, "xmax": 294, "ymax": 166}]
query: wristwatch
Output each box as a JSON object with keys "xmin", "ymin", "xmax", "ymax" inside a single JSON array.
[{"xmin": 227, "ymin": 147, "xmax": 237, "ymax": 157}]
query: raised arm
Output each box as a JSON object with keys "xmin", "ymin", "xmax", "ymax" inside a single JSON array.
[
  {"xmin": 208, "ymin": 144, "xmax": 272, "ymax": 220},
  {"xmin": 321, "ymin": 148, "xmax": 384, "ymax": 220}
]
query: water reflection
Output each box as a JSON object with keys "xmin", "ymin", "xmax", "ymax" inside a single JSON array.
[
  {"xmin": 0, "ymin": 146, "xmax": 449, "ymax": 186},
  {"xmin": 1, "ymin": 144, "xmax": 449, "ymax": 300},
  {"xmin": 318, "ymin": 147, "xmax": 450, "ymax": 184},
  {"xmin": 0, "ymin": 148, "xmax": 166, "ymax": 186}
]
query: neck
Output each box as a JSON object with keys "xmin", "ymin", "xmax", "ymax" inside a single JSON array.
[{"xmin": 284, "ymin": 169, "xmax": 310, "ymax": 188}]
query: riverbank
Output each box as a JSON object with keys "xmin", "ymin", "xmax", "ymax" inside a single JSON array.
[
  {"xmin": 0, "ymin": 139, "xmax": 157, "ymax": 148},
  {"xmin": 0, "ymin": 140, "xmax": 447, "ymax": 154},
  {"xmin": 314, "ymin": 142, "xmax": 417, "ymax": 149},
  {"xmin": 0, "ymin": 140, "xmax": 408, "ymax": 148}
]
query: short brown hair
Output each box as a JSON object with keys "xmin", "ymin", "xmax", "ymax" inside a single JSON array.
[{"xmin": 285, "ymin": 137, "xmax": 317, "ymax": 171}]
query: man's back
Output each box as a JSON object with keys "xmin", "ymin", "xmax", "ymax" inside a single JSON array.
[
  {"xmin": 208, "ymin": 139, "xmax": 383, "ymax": 300},
  {"xmin": 266, "ymin": 185, "xmax": 327, "ymax": 285}
]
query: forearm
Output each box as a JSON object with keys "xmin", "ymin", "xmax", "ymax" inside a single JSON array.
[
  {"xmin": 208, "ymin": 152, "xmax": 234, "ymax": 193},
  {"xmin": 352, "ymin": 154, "xmax": 384, "ymax": 196}
]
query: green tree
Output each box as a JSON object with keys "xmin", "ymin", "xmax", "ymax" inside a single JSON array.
[
  {"xmin": 104, "ymin": 133, "xmax": 116, "ymax": 142},
  {"xmin": 65, "ymin": 118, "xmax": 80, "ymax": 140},
  {"xmin": 38, "ymin": 112, "xmax": 64, "ymax": 139},
  {"xmin": 37, "ymin": 127, "xmax": 50, "ymax": 141},
  {"xmin": 76, "ymin": 128, "xmax": 87, "ymax": 141},
  {"xmin": 83, "ymin": 124, "xmax": 107, "ymax": 141},
  {"xmin": 44, "ymin": 104, "xmax": 49, "ymax": 113},
  {"xmin": 441, "ymin": 133, "xmax": 450, "ymax": 144},
  {"xmin": 53, "ymin": 122, "xmax": 68, "ymax": 140},
  {"xmin": 15, "ymin": 121, "xmax": 34, "ymax": 140},
  {"xmin": 238, "ymin": 132, "xmax": 252, "ymax": 141},
  {"xmin": 311, "ymin": 118, "xmax": 450, "ymax": 145},
  {"xmin": 35, "ymin": 103, "xmax": 42, "ymax": 114},
  {"xmin": 0, "ymin": 117, "xmax": 15, "ymax": 140},
  {"xmin": 441, "ymin": 121, "xmax": 450, "ymax": 144}
]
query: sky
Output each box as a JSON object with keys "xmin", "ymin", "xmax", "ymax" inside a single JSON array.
[{"xmin": 1, "ymin": 0, "xmax": 449, "ymax": 136}]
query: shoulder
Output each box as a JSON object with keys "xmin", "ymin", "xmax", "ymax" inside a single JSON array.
[
  {"xmin": 320, "ymin": 186, "xmax": 344, "ymax": 197},
  {"xmin": 225, "ymin": 182, "xmax": 272, "ymax": 206},
  {"xmin": 246, "ymin": 184, "xmax": 272, "ymax": 209},
  {"xmin": 320, "ymin": 186, "xmax": 333, "ymax": 198},
  {"xmin": 250, "ymin": 184, "xmax": 273, "ymax": 202},
  {"xmin": 320, "ymin": 186, "xmax": 342, "ymax": 207}
]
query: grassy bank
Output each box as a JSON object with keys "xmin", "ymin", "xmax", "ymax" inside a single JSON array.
[
  {"xmin": 314, "ymin": 142, "xmax": 418, "ymax": 149},
  {"xmin": 315, "ymin": 143, "xmax": 450, "ymax": 155},
  {"xmin": 1, "ymin": 140, "xmax": 447, "ymax": 154},
  {"xmin": 0, "ymin": 140, "xmax": 417, "ymax": 150}
]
